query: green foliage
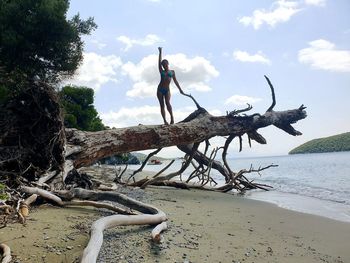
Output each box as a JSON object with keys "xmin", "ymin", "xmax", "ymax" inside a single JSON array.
[
  {"xmin": 289, "ymin": 132, "xmax": 350, "ymax": 154},
  {"xmin": 0, "ymin": 0, "xmax": 97, "ymax": 84},
  {"xmin": 0, "ymin": 183, "xmax": 8, "ymax": 200},
  {"xmin": 59, "ymin": 85, "xmax": 106, "ymax": 131}
]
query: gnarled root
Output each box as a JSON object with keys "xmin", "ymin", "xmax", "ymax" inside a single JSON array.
[
  {"xmin": 64, "ymin": 200, "xmax": 135, "ymax": 215},
  {"xmin": 19, "ymin": 187, "xmax": 168, "ymax": 263},
  {"xmin": 17, "ymin": 194, "xmax": 38, "ymax": 224},
  {"xmin": 0, "ymin": 243, "xmax": 12, "ymax": 263},
  {"xmin": 54, "ymin": 188, "xmax": 168, "ymax": 263},
  {"xmin": 0, "ymin": 205, "xmax": 12, "ymax": 215},
  {"xmin": 20, "ymin": 186, "xmax": 63, "ymax": 206},
  {"xmin": 81, "ymin": 212, "xmax": 167, "ymax": 263}
]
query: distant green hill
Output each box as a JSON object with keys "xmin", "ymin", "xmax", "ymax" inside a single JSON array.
[{"xmin": 289, "ymin": 132, "xmax": 350, "ymax": 154}]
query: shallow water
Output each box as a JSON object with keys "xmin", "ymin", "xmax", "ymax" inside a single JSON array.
[
  {"xmin": 131, "ymin": 151, "xmax": 350, "ymax": 223},
  {"xmin": 233, "ymin": 152, "xmax": 350, "ymax": 222}
]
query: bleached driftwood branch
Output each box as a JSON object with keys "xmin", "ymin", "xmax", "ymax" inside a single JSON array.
[{"xmin": 0, "ymin": 243, "xmax": 11, "ymax": 263}]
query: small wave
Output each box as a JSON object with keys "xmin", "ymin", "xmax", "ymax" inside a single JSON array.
[{"xmin": 251, "ymin": 179, "xmax": 350, "ymax": 205}]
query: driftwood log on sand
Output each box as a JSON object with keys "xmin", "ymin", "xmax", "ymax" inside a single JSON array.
[
  {"xmin": 0, "ymin": 243, "xmax": 11, "ymax": 263},
  {"xmin": 20, "ymin": 187, "xmax": 167, "ymax": 263}
]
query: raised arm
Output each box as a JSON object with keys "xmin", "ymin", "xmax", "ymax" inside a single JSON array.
[
  {"xmin": 158, "ymin": 47, "xmax": 162, "ymax": 73},
  {"xmin": 172, "ymin": 71, "xmax": 184, "ymax": 94}
]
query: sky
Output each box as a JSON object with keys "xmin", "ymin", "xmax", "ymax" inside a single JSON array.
[{"xmin": 66, "ymin": 0, "xmax": 350, "ymax": 158}]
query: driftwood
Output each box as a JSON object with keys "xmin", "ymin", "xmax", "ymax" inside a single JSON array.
[
  {"xmin": 17, "ymin": 194, "xmax": 38, "ymax": 224},
  {"xmin": 0, "ymin": 205, "xmax": 11, "ymax": 215},
  {"xmin": 126, "ymin": 148, "xmax": 162, "ymax": 183},
  {"xmin": 54, "ymin": 188, "xmax": 167, "ymax": 263},
  {"xmin": 0, "ymin": 243, "xmax": 11, "ymax": 263},
  {"xmin": 20, "ymin": 186, "xmax": 64, "ymax": 206},
  {"xmin": 82, "ymin": 212, "xmax": 166, "ymax": 263},
  {"xmin": 151, "ymin": 221, "xmax": 168, "ymax": 243},
  {"xmin": 64, "ymin": 200, "xmax": 135, "ymax": 215},
  {"xmin": 17, "ymin": 187, "xmax": 167, "ymax": 262}
]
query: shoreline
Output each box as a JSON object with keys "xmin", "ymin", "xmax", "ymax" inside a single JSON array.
[
  {"xmin": 146, "ymin": 187, "xmax": 350, "ymax": 263},
  {"xmin": 1, "ymin": 186, "xmax": 349, "ymax": 262},
  {"xmin": 246, "ymin": 190, "xmax": 350, "ymax": 223},
  {"xmin": 101, "ymin": 163, "xmax": 350, "ymax": 224}
]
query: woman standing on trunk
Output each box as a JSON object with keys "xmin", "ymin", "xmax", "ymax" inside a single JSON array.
[{"xmin": 157, "ymin": 47, "xmax": 184, "ymax": 125}]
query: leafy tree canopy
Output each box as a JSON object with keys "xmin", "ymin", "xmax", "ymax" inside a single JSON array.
[
  {"xmin": 0, "ymin": 0, "xmax": 97, "ymax": 84},
  {"xmin": 59, "ymin": 85, "xmax": 106, "ymax": 131}
]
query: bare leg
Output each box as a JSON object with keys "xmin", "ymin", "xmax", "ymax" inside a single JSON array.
[
  {"xmin": 157, "ymin": 91, "xmax": 168, "ymax": 125},
  {"xmin": 165, "ymin": 92, "xmax": 174, "ymax": 124}
]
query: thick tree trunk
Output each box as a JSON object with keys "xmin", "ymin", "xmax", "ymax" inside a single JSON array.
[{"xmin": 66, "ymin": 106, "xmax": 306, "ymax": 168}]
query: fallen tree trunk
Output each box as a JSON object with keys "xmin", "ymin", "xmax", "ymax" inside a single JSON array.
[
  {"xmin": 60, "ymin": 76, "xmax": 306, "ymax": 192},
  {"xmin": 1, "ymin": 76, "xmax": 306, "ymax": 191},
  {"xmin": 0, "ymin": 76, "xmax": 306, "ymax": 191},
  {"xmin": 67, "ymin": 106, "xmax": 306, "ymax": 168}
]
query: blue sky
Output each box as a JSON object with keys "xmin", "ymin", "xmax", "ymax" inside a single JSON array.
[{"xmin": 66, "ymin": 0, "xmax": 350, "ymax": 158}]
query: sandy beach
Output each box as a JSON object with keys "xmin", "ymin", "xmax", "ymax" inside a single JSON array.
[{"xmin": 1, "ymin": 183, "xmax": 349, "ymax": 263}]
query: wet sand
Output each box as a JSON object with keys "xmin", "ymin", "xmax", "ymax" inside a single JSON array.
[
  {"xmin": 146, "ymin": 187, "xmax": 350, "ymax": 263},
  {"xmin": 1, "ymin": 186, "xmax": 349, "ymax": 263}
]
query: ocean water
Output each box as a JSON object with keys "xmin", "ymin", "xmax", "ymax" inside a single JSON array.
[
  {"xmin": 131, "ymin": 151, "xmax": 350, "ymax": 223},
  {"xmin": 228, "ymin": 152, "xmax": 350, "ymax": 223}
]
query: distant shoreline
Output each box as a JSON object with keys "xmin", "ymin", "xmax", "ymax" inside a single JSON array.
[{"xmin": 289, "ymin": 132, "xmax": 350, "ymax": 154}]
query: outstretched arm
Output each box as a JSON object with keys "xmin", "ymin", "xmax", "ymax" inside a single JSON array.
[
  {"xmin": 158, "ymin": 47, "xmax": 162, "ymax": 73},
  {"xmin": 172, "ymin": 72, "xmax": 184, "ymax": 94}
]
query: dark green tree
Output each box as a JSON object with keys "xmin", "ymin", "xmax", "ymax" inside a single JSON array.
[
  {"xmin": 0, "ymin": 0, "xmax": 97, "ymax": 184},
  {"xmin": 0, "ymin": 0, "xmax": 97, "ymax": 84},
  {"xmin": 60, "ymin": 85, "xmax": 106, "ymax": 131}
]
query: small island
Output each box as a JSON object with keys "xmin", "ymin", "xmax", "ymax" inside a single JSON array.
[{"xmin": 289, "ymin": 132, "xmax": 350, "ymax": 154}]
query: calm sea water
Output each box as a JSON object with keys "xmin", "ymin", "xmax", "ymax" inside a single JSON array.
[{"xmin": 131, "ymin": 151, "xmax": 350, "ymax": 223}]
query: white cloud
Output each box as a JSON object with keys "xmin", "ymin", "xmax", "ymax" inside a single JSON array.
[
  {"xmin": 298, "ymin": 39, "xmax": 350, "ymax": 72},
  {"xmin": 304, "ymin": 0, "xmax": 326, "ymax": 7},
  {"xmin": 238, "ymin": 0, "xmax": 301, "ymax": 30},
  {"xmin": 225, "ymin": 95, "xmax": 262, "ymax": 106},
  {"xmin": 101, "ymin": 105, "xmax": 161, "ymax": 128},
  {"xmin": 233, "ymin": 50, "xmax": 271, "ymax": 64},
  {"xmin": 101, "ymin": 105, "xmax": 222, "ymax": 129},
  {"xmin": 122, "ymin": 54, "xmax": 219, "ymax": 98},
  {"xmin": 90, "ymin": 39, "xmax": 107, "ymax": 50},
  {"xmin": 117, "ymin": 34, "xmax": 164, "ymax": 51},
  {"xmin": 65, "ymin": 52, "xmax": 122, "ymax": 91}
]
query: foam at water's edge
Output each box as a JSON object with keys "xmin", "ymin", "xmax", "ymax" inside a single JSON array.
[{"xmin": 246, "ymin": 190, "xmax": 350, "ymax": 223}]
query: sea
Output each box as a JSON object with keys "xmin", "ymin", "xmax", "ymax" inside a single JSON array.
[{"xmin": 130, "ymin": 151, "xmax": 350, "ymax": 223}]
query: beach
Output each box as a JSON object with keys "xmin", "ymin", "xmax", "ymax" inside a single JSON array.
[{"xmin": 1, "ymin": 183, "xmax": 349, "ymax": 263}]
